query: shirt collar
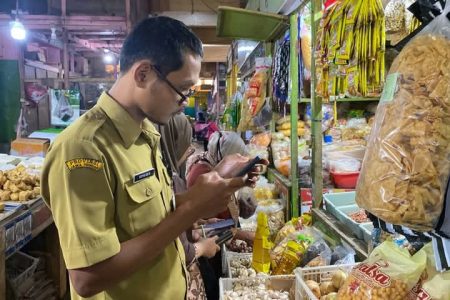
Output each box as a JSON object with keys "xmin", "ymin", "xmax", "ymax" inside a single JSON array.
[{"xmin": 97, "ymin": 92, "xmax": 160, "ymax": 148}]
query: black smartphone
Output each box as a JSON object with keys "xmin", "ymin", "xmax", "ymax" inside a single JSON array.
[
  {"xmin": 236, "ymin": 156, "xmax": 262, "ymax": 177},
  {"xmin": 216, "ymin": 230, "xmax": 234, "ymax": 246}
]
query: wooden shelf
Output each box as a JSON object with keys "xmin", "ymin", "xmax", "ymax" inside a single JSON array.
[
  {"xmin": 300, "ymin": 97, "xmax": 380, "ymax": 103},
  {"xmin": 25, "ymin": 59, "xmax": 60, "ymax": 73},
  {"xmin": 217, "ymin": 6, "xmax": 288, "ymax": 41}
]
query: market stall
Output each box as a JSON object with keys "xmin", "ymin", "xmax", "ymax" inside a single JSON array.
[
  {"xmin": 0, "ymin": 154, "xmax": 66, "ymax": 299},
  {"xmin": 217, "ymin": 0, "xmax": 449, "ymax": 299}
]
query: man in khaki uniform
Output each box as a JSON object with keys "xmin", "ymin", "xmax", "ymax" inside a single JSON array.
[{"xmin": 41, "ymin": 16, "xmax": 261, "ymax": 300}]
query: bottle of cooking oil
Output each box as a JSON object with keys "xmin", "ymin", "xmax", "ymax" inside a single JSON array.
[
  {"xmin": 271, "ymin": 240, "xmax": 305, "ymax": 275},
  {"xmin": 252, "ymin": 212, "xmax": 272, "ymax": 273}
]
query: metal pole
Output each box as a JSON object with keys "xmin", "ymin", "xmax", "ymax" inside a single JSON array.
[
  {"xmin": 289, "ymin": 13, "xmax": 299, "ymax": 218},
  {"xmin": 311, "ymin": 0, "xmax": 323, "ymax": 209}
]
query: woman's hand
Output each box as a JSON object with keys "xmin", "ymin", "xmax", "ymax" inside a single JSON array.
[{"xmin": 196, "ymin": 236, "xmax": 220, "ymax": 258}]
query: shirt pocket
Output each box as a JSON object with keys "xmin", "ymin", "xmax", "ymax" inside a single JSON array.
[{"xmin": 124, "ymin": 177, "xmax": 165, "ymax": 234}]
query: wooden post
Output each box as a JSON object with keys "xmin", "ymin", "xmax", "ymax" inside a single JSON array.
[
  {"xmin": 44, "ymin": 225, "xmax": 67, "ymax": 298},
  {"xmin": 61, "ymin": 0, "xmax": 69, "ymax": 89},
  {"xmin": 0, "ymin": 227, "xmax": 5, "ymax": 300},
  {"xmin": 125, "ymin": 0, "xmax": 132, "ymax": 33}
]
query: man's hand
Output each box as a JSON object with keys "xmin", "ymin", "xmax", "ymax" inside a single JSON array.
[
  {"xmin": 214, "ymin": 154, "xmax": 269, "ymax": 187},
  {"xmin": 179, "ymin": 171, "xmax": 246, "ymax": 219}
]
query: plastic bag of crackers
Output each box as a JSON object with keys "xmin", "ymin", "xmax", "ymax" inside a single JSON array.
[
  {"xmin": 407, "ymin": 243, "xmax": 450, "ymax": 300},
  {"xmin": 337, "ymin": 241, "xmax": 426, "ymax": 300},
  {"xmin": 356, "ymin": 1, "xmax": 450, "ymax": 231}
]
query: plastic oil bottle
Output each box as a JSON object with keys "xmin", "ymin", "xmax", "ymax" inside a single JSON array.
[
  {"xmin": 252, "ymin": 212, "xmax": 272, "ymax": 274},
  {"xmin": 272, "ymin": 235, "xmax": 311, "ymax": 275}
]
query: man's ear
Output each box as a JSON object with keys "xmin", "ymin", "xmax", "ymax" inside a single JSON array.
[{"xmin": 133, "ymin": 61, "xmax": 154, "ymax": 87}]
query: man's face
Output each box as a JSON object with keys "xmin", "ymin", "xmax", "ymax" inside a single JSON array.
[{"xmin": 137, "ymin": 53, "xmax": 201, "ymax": 125}]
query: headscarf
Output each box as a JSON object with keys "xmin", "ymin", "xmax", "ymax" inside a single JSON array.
[{"xmin": 186, "ymin": 131, "xmax": 248, "ymax": 175}]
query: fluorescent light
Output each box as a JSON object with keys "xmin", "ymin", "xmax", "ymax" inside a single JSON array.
[
  {"xmin": 10, "ymin": 20, "xmax": 26, "ymax": 40},
  {"xmin": 103, "ymin": 48, "xmax": 110, "ymax": 53},
  {"xmin": 103, "ymin": 53, "xmax": 114, "ymax": 64}
]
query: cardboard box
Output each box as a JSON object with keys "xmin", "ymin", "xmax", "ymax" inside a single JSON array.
[{"xmin": 10, "ymin": 138, "xmax": 50, "ymax": 157}]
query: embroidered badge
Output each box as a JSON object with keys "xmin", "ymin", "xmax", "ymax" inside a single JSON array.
[{"xmin": 65, "ymin": 158, "xmax": 104, "ymax": 171}]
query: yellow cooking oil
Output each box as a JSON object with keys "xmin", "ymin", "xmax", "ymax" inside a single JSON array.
[
  {"xmin": 272, "ymin": 240, "xmax": 305, "ymax": 275},
  {"xmin": 252, "ymin": 212, "xmax": 272, "ymax": 273}
]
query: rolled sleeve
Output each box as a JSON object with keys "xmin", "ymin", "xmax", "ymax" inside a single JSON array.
[{"xmin": 41, "ymin": 139, "xmax": 120, "ymax": 269}]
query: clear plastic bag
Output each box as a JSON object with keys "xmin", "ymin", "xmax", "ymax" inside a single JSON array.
[{"xmin": 356, "ymin": 2, "xmax": 450, "ymax": 231}]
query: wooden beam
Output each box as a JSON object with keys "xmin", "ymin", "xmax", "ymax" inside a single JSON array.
[
  {"xmin": 0, "ymin": 14, "xmax": 127, "ymax": 31},
  {"xmin": 155, "ymin": 11, "xmax": 217, "ymax": 26},
  {"xmin": 191, "ymin": 26, "xmax": 232, "ymax": 45},
  {"xmin": 125, "ymin": 0, "xmax": 132, "ymax": 33},
  {"xmin": 24, "ymin": 77, "xmax": 116, "ymax": 83},
  {"xmin": 202, "ymin": 44, "xmax": 230, "ymax": 62}
]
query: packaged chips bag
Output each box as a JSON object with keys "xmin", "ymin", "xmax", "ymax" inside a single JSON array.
[
  {"xmin": 407, "ymin": 243, "xmax": 450, "ymax": 300},
  {"xmin": 356, "ymin": 1, "xmax": 450, "ymax": 231},
  {"xmin": 337, "ymin": 241, "xmax": 426, "ymax": 300}
]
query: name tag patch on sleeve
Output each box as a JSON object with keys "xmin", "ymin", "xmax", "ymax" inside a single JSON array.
[
  {"xmin": 66, "ymin": 158, "xmax": 104, "ymax": 171},
  {"xmin": 133, "ymin": 169, "xmax": 155, "ymax": 183}
]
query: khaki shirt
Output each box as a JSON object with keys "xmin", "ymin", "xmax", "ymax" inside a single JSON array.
[{"xmin": 41, "ymin": 92, "xmax": 187, "ymax": 300}]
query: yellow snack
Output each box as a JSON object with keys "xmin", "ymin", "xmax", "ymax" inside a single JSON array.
[
  {"xmin": 337, "ymin": 241, "xmax": 426, "ymax": 300},
  {"xmin": 356, "ymin": 35, "xmax": 450, "ymax": 231}
]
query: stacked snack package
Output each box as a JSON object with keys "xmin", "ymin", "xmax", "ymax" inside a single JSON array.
[
  {"xmin": 238, "ymin": 64, "xmax": 269, "ymax": 131},
  {"xmin": 356, "ymin": 2, "xmax": 450, "ymax": 231},
  {"xmin": 337, "ymin": 241, "xmax": 426, "ymax": 299},
  {"xmin": 315, "ymin": 0, "xmax": 385, "ymax": 99}
]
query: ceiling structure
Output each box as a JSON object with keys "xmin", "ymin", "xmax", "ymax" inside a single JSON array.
[{"xmin": 0, "ymin": 0, "xmax": 245, "ymax": 77}]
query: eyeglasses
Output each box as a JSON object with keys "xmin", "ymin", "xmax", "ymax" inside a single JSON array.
[{"xmin": 152, "ymin": 65, "xmax": 195, "ymax": 105}]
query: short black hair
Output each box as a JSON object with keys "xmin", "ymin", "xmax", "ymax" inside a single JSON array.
[{"xmin": 119, "ymin": 16, "xmax": 203, "ymax": 75}]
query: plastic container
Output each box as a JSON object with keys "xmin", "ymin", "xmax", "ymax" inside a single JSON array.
[
  {"xmin": 360, "ymin": 223, "xmax": 374, "ymax": 244},
  {"xmin": 220, "ymin": 275, "xmax": 295, "ymax": 300},
  {"xmin": 330, "ymin": 171, "xmax": 359, "ymax": 188},
  {"xmin": 6, "ymin": 251, "xmax": 40, "ymax": 297},
  {"xmin": 226, "ymin": 252, "xmax": 253, "ymax": 278},
  {"xmin": 323, "ymin": 192, "xmax": 356, "ymax": 207},
  {"xmin": 294, "ymin": 264, "xmax": 358, "ymax": 300}
]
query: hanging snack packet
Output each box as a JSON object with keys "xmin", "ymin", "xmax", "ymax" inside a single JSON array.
[
  {"xmin": 337, "ymin": 241, "xmax": 426, "ymax": 300},
  {"xmin": 356, "ymin": 1, "xmax": 450, "ymax": 231}
]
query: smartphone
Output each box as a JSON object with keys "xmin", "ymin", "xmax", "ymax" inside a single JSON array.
[
  {"xmin": 216, "ymin": 229, "xmax": 234, "ymax": 246},
  {"xmin": 236, "ymin": 156, "xmax": 262, "ymax": 177},
  {"xmin": 203, "ymin": 218, "xmax": 236, "ymax": 237}
]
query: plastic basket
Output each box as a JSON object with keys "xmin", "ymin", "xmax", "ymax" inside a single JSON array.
[
  {"xmin": 6, "ymin": 251, "xmax": 40, "ymax": 295},
  {"xmin": 220, "ymin": 275, "xmax": 295, "ymax": 300},
  {"xmin": 294, "ymin": 264, "xmax": 357, "ymax": 300},
  {"xmin": 226, "ymin": 252, "xmax": 253, "ymax": 278},
  {"xmin": 330, "ymin": 171, "xmax": 359, "ymax": 188}
]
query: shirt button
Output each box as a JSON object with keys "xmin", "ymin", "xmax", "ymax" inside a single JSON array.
[{"xmin": 145, "ymin": 187, "xmax": 152, "ymax": 196}]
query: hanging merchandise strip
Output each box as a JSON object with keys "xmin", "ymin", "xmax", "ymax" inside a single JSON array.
[
  {"xmin": 315, "ymin": 0, "xmax": 386, "ymax": 100},
  {"xmin": 272, "ymin": 34, "xmax": 290, "ymax": 114}
]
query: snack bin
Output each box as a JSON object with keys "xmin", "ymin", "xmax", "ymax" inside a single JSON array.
[
  {"xmin": 295, "ymin": 264, "xmax": 357, "ymax": 300},
  {"xmin": 220, "ymin": 275, "xmax": 295, "ymax": 300}
]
